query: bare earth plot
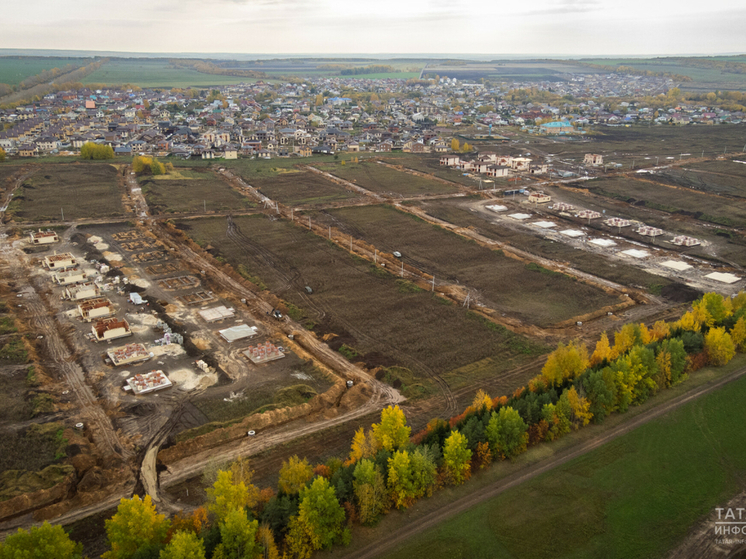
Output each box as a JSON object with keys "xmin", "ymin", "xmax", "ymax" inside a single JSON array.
[
  {"xmin": 140, "ymin": 171, "xmax": 255, "ymax": 214},
  {"xmin": 177, "ymin": 215, "xmax": 545, "ymax": 396},
  {"xmin": 6, "ymin": 164, "xmax": 124, "ymax": 222},
  {"xmin": 248, "ymin": 170, "xmax": 363, "ymax": 207},
  {"xmin": 585, "ymin": 175, "xmax": 746, "ymax": 227},
  {"xmin": 417, "ymin": 198, "xmax": 677, "ymax": 293},
  {"xmin": 320, "ymin": 161, "xmax": 460, "ymax": 197},
  {"xmin": 383, "ymin": 155, "xmax": 480, "ymax": 187},
  {"xmin": 519, "ymin": 125, "xmax": 746, "ymax": 165},
  {"xmin": 652, "ymin": 159, "xmax": 746, "ymax": 198},
  {"xmin": 312, "ymin": 204, "xmax": 621, "ymax": 327}
]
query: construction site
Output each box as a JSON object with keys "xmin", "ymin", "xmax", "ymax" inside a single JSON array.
[{"xmin": 0, "ymin": 134, "xmax": 743, "ymax": 556}]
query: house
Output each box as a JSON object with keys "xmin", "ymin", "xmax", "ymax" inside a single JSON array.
[
  {"xmin": 78, "ymin": 298, "xmax": 116, "ymax": 322},
  {"xmin": 297, "ymin": 146, "xmax": 312, "ymax": 157},
  {"xmin": 92, "ymin": 317, "xmax": 132, "ymax": 342},
  {"xmin": 201, "ymin": 150, "xmax": 216, "ymax": 160},
  {"xmin": 440, "ymin": 155, "xmax": 460, "ymax": 166},
  {"xmin": 487, "ymin": 165, "xmax": 510, "ymax": 178},
  {"xmin": 18, "ymin": 144, "xmax": 38, "ymax": 157},
  {"xmin": 529, "ymin": 164, "xmax": 548, "ymax": 175},
  {"xmin": 44, "ymin": 253, "xmax": 77, "ymax": 270},
  {"xmin": 511, "ymin": 157, "xmax": 532, "ymax": 172},
  {"xmin": 29, "ymin": 230, "xmax": 59, "ymax": 245},
  {"xmin": 223, "ymin": 148, "xmax": 238, "ymax": 159},
  {"xmin": 528, "ymin": 191, "xmax": 551, "ymax": 204},
  {"xmin": 583, "ymin": 154, "xmax": 603, "ymax": 166},
  {"xmin": 540, "ymin": 121, "xmax": 573, "ymax": 134}
]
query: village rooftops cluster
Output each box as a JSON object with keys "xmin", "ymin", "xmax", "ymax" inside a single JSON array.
[{"xmin": 1, "ymin": 71, "xmax": 741, "ymax": 159}]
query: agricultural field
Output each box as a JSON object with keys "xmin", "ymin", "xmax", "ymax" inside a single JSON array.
[
  {"xmin": 584, "ymin": 175, "xmax": 746, "ymax": 227},
  {"xmin": 382, "ymin": 363, "xmax": 746, "ymax": 559},
  {"xmin": 82, "ymin": 59, "xmax": 250, "ymax": 88},
  {"xmin": 582, "ymin": 57, "xmax": 746, "ymax": 91},
  {"xmin": 416, "ymin": 198, "xmax": 677, "ymax": 294},
  {"xmin": 422, "ymin": 60, "xmax": 604, "ymax": 82},
  {"xmin": 318, "ymin": 160, "xmax": 460, "ymax": 197},
  {"xmin": 0, "ymin": 57, "xmax": 87, "ymax": 86},
  {"xmin": 6, "ymin": 163, "xmax": 125, "ymax": 222},
  {"xmin": 140, "ymin": 170, "xmax": 255, "ymax": 214},
  {"xmin": 177, "ymin": 215, "xmax": 546, "ymax": 396},
  {"xmin": 311, "ymin": 205, "xmax": 622, "ymax": 326}
]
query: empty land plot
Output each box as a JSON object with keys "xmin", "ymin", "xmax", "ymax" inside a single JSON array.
[
  {"xmin": 384, "ymin": 155, "xmax": 480, "ymax": 186},
  {"xmin": 6, "ymin": 164, "xmax": 124, "ymax": 222},
  {"xmin": 585, "ymin": 176, "xmax": 746, "ymax": 227},
  {"xmin": 418, "ymin": 199, "xmax": 675, "ymax": 293},
  {"xmin": 518, "ymin": 125, "xmax": 746, "ymax": 166},
  {"xmin": 320, "ymin": 161, "xmax": 460, "ymax": 196},
  {"xmin": 653, "ymin": 160, "xmax": 746, "ymax": 198},
  {"xmin": 178, "ymin": 216, "xmax": 545, "ymax": 389},
  {"xmin": 314, "ymin": 205, "xmax": 621, "ymax": 326},
  {"xmin": 250, "ymin": 170, "xmax": 362, "ymax": 207},
  {"xmin": 141, "ymin": 173, "xmax": 254, "ymax": 214}
]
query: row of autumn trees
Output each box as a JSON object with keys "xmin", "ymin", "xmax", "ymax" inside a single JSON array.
[{"xmin": 3, "ymin": 291, "xmax": 745, "ymax": 559}]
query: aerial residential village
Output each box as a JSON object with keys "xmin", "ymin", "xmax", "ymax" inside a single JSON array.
[{"xmin": 0, "ymin": 72, "xmax": 742, "ymax": 165}]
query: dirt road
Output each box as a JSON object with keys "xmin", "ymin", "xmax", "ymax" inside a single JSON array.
[{"xmin": 342, "ymin": 364, "xmax": 746, "ymax": 559}]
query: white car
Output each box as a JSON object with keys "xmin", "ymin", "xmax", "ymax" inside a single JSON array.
[{"xmin": 393, "ymin": 251, "xmax": 402, "ymax": 258}]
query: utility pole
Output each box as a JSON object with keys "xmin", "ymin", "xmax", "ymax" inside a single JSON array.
[
  {"xmin": 291, "ymin": 209, "xmax": 293, "ymax": 221},
  {"xmin": 204, "ymin": 200, "xmax": 206, "ymax": 212},
  {"xmin": 350, "ymin": 236, "xmax": 353, "ymax": 252},
  {"xmin": 328, "ymin": 225, "xmax": 331, "ymax": 240},
  {"xmin": 374, "ymin": 249, "xmax": 377, "ymax": 264},
  {"xmin": 431, "ymin": 276, "xmax": 435, "ymax": 292},
  {"xmin": 61, "ymin": 207, "xmax": 64, "ymax": 221},
  {"xmin": 308, "ymin": 216, "xmax": 311, "ymax": 229},
  {"xmin": 400, "ymin": 261, "xmax": 404, "ymax": 277}
]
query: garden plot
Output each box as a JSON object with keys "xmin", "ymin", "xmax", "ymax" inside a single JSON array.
[{"xmin": 248, "ymin": 170, "xmax": 363, "ymax": 207}]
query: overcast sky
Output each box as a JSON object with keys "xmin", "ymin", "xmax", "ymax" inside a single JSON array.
[{"xmin": 3, "ymin": 0, "xmax": 744, "ymax": 56}]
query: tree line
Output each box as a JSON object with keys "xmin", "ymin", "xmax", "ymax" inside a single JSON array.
[{"xmin": 2, "ymin": 291, "xmax": 744, "ymax": 558}]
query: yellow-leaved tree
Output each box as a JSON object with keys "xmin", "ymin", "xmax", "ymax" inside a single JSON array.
[
  {"xmin": 278, "ymin": 455, "xmax": 314, "ymax": 495},
  {"xmin": 372, "ymin": 405, "xmax": 411, "ymax": 451},
  {"xmin": 705, "ymin": 327, "xmax": 736, "ymax": 366},
  {"xmin": 541, "ymin": 341, "xmax": 589, "ymax": 386},
  {"xmin": 589, "ymin": 332, "xmax": 612, "ymax": 366},
  {"xmin": 731, "ymin": 317, "xmax": 746, "ymax": 353},
  {"xmin": 102, "ymin": 495, "xmax": 170, "ymax": 559}
]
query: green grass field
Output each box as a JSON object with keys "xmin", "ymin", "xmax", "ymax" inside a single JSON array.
[
  {"xmin": 0, "ymin": 57, "xmax": 88, "ymax": 85},
  {"xmin": 383, "ymin": 365, "xmax": 746, "ymax": 559},
  {"xmin": 82, "ymin": 59, "xmax": 253, "ymax": 88}
]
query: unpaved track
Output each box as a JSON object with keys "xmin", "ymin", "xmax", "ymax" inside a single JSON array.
[{"xmin": 343, "ymin": 364, "xmax": 746, "ymax": 559}]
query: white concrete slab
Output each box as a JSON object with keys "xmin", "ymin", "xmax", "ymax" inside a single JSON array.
[
  {"xmin": 590, "ymin": 238, "xmax": 617, "ymax": 247},
  {"xmin": 508, "ymin": 213, "xmax": 532, "ymax": 220},
  {"xmin": 661, "ymin": 260, "xmax": 693, "ymax": 272},
  {"xmin": 705, "ymin": 272, "xmax": 741, "ymax": 284},
  {"xmin": 560, "ymin": 229, "xmax": 585, "ymax": 238},
  {"xmin": 533, "ymin": 221, "xmax": 557, "ymax": 229},
  {"xmin": 622, "ymin": 249, "xmax": 650, "ymax": 259}
]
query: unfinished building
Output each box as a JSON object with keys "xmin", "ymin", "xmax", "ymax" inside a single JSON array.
[
  {"xmin": 107, "ymin": 343, "xmax": 152, "ymax": 366},
  {"xmin": 243, "ymin": 341, "xmax": 285, "ymax": 364},
  {"xmin": 29, "ymin": 230, "xmax": 59, "ymax": 245},
  {"xmin": 53, "ymin": 269, "xmax": 87, "ymax": 286},
  {"xmin": 125, "ymin": 370, "xmax": 172, "ymax": 395},
  {"xmin": 44, "ymin": 253, "xmax": 77, "ymax": 270},
  {"xmin": 92, "ymin": 317, "xmax": 132, "ymax": 342},
  {"xmin": 78, "ymin": 298, "xmax": 116, "ymax": 322},
  {"xmin": 64, "ymin": 282, "xmax": 100, "ymax": 301}
]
